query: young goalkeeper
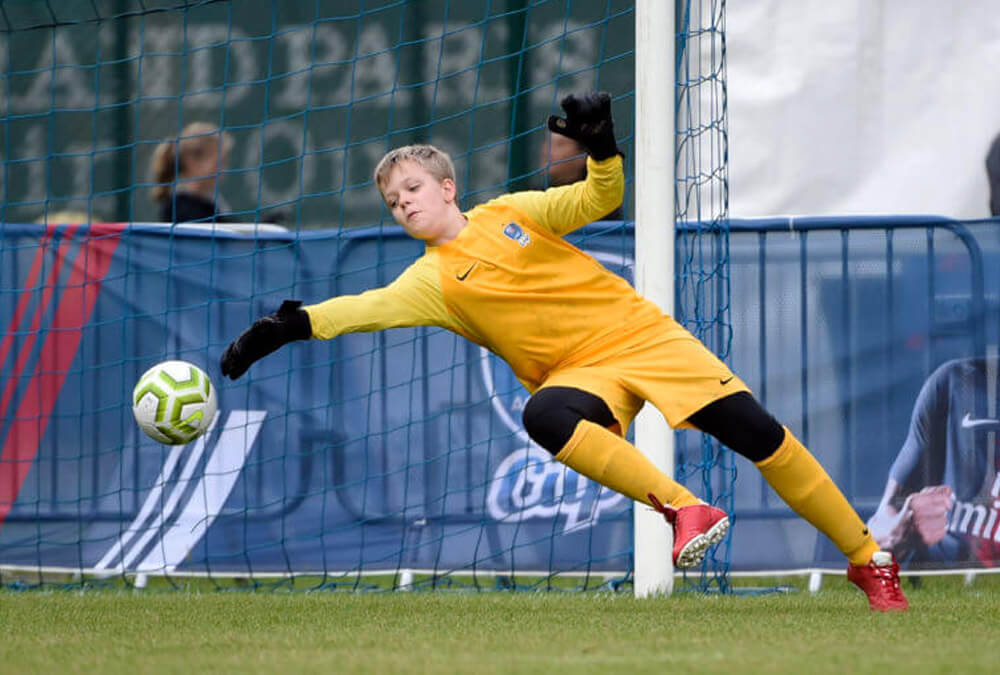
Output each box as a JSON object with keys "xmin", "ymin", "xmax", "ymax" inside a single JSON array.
[{"xmin": 221, "ymin": 92, "xmax": 908, "ymax": 611}]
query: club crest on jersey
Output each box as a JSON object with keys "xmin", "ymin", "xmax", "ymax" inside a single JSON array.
[{"xmin": 503, "ymin": 222, "xmax": 530, "ymax": 247}]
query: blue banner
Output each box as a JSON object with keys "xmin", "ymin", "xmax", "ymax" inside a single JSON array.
[{"xmin": 0, "ymin": 218, "xmax": 997, "ymax": 575}]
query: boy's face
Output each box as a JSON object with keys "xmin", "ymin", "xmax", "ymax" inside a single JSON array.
[{"xmin": 381, "ymin": 160, "xmax": 458, "ymax": 243}]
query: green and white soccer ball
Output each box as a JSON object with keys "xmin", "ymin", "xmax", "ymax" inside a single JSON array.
[{"xmin": 132, "ymin": 360, "xmax": 218, "ymax": 445}]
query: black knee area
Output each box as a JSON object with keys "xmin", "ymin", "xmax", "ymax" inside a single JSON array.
[
  {"xmin": 522, "ymin": 386, "xmax": 617, "ymax": 454},
  {"xmin": 686, "ymin": 391, "xmax": 785, "ymax": 462}
]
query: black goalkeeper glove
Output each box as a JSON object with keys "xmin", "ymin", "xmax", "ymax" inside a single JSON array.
[
  {"xmin": 547, "ymin": 91, "xmax": 621, "ymax": 161},
  {"xmin": 220, "ymin": 300, "xmax": 312, "ymax": 380}
]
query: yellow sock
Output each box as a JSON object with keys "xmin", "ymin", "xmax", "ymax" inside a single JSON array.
[
  {"xmin": 755, "ymin": 427, "xmax": 879, "ymax": 566},
  {"xmin": 554, "ymin": 420, "xmax": 701, "ymax": 508}
]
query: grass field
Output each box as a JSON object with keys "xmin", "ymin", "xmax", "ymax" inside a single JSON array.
[{"xmin": 2, "ymin": 574, "xmax": 997, "ymax": 674}]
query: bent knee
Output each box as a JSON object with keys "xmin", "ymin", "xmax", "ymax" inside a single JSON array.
[
  {"xmin": 522, "ymin": 386, "xmax": 617, "ymax": 454},
  {"xmin": 521, "ymin": 389, "xmax": 553, "ymax": 444},
  {"xmin": 687, "ymin": 391, "xmax": 785, "ymax": 462}
]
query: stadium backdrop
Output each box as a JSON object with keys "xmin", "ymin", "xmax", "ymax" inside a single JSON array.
[
  {"xmin": 0, "ymin": 1, "xmax": 998, "ymax": 584},
  {"xmin": 0, "ymin": 217, "xmax": 997, "ymax": 578}
]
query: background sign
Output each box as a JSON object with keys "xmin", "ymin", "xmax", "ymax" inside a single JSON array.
[{"xmin": 0, "ymin": 218, "xmax": 997, "ymax": 574}]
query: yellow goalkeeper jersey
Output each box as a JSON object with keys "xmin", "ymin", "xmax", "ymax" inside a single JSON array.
[{"xmin": 304, "ymin": 155, "xmax": 666, "ymax": 392}]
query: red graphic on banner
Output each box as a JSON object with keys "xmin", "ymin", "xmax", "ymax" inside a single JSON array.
[{"xmin": 0, "ymin": 224, "xmax": 124, "ymax": 527}]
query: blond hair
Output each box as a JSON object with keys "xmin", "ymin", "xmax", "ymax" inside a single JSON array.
[
  {"xmin": 373, "ymin": 144, "xmax": 456, "ymax": 195},
  {"xmin": 149, "ymin": 122, "xmax": 233, "ymax": 203}
]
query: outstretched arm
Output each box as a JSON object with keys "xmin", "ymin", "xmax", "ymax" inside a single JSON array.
[
  {"xmin": 220, "ymin": 300, "xmax": 312, "ymax": 380},
  {"xmin": 220, "ymin": 252, "xmax": 454, "ymax": 379},
  {"xmin": 868, "ymin": 362, "xmax": 956, "ymax": 555},
  {"xmin": 514, "ymin": 156, "xmax": 624, "ymax": 237},
  {"xmin": 507, "ymin": 92, "xmax": 625, "ymax": 236}
]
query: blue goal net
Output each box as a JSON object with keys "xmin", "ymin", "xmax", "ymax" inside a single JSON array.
[{"xmin": 0, "ymin": 0, "xmax": 733, "ymax": 592}]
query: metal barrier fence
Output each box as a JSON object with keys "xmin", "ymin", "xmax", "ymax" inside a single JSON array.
[{"xmin": 1, "ymin": 216, "xmax": 997, "ymax": 573}]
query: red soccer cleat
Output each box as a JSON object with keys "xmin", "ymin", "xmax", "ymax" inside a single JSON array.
[
  {"xmin": 648, "ymin": 494, "xmax": 730, "ymax": 568},
  {"xmin": 847, "ymin": 551, "xmax": 909, "ymax": 612}
]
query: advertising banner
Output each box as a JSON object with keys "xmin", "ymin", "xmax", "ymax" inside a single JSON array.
[{"xmin": 0, "ymin": 218, "xmax": 996, "ymax": 575}]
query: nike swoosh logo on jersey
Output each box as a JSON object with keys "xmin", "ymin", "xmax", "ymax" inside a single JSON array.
[
  {"xmin": 961, "ymin": 412, "xmax": 1000, "ymax": 429},
  {"xmin": 456, "ymin": 261, "xmax": 478, "ymax": 281}
]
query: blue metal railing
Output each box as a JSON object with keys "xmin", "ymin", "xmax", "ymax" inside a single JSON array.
[{"xmin": 1, "ymin": 217, "xmax": 995, "ymax": 544}]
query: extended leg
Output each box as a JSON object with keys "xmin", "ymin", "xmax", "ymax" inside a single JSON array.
[
  {"xmin": 522, "ymin": 386, "xmax": 728, "ymax": 567},
  {"xmin": 522, "ymin": 386, "xmax": 701, "ymax": 509},
  {"xmin": 687, "ymin": 391, "xmax": 877, "ymax": 564},
  {"xmin": 688, "ymin": 392, "xmax": 908, "ymax": 610}
]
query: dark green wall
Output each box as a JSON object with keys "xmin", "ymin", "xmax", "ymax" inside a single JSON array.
[{"xmin": 0, "ymin": 0, "xmax": 635, "ymax": 227}]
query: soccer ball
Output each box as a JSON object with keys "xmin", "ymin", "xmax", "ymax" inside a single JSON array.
[{"xmin": 132, "ymin": 360, "xmax": 218, "ymax": 445}]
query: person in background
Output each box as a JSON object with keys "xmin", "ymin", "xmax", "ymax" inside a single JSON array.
[
  {"xmin": 868, "ymin": 357, "xmax": 999, "ymax": 568},
  {"xmin": 150, "ymin": 122, "xmax": 234, "ymax": 224},
  {"xmin": 540, "ymin": 129, "xmax": 623, "ymax": 221},
  {"xmin": 986, "ymin": 131, "xmax": 1000, "ymax": 217}
]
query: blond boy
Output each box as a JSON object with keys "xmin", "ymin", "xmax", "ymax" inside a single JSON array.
[{"xmin": 222, "ymin": 92, "xmax": 908, "ymax": 611}]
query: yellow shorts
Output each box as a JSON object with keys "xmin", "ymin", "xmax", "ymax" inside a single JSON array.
[{"xmin": 540, "ymin": 316, "xmax": 750, "ymax": 431}]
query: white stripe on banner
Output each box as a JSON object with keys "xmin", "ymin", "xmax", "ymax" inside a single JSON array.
[
  {"xmin": 117, "ymin": 416, "xmax": 216, "ymax": 571},
  {"xmin": 94, "ymin": 415, "xmax": 218, "ymax": 572},
  {"xmin": 134, "ymin": 410, "xmax": 266, "ymax": 573}
]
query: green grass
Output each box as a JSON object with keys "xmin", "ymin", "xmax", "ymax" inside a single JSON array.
[{"xmin": 2, "ymin": 575, "xmax": 997, "ymax": 674}]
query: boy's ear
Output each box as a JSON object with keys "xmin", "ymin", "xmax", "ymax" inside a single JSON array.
[{"xmin": 442, "ymin": 177, "xmax": 457, "ymax": 202}]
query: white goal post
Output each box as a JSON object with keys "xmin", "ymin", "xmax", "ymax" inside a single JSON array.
[{"xmin": 633, "ymin": 0, "xmax": 676, "ymax": 598}]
